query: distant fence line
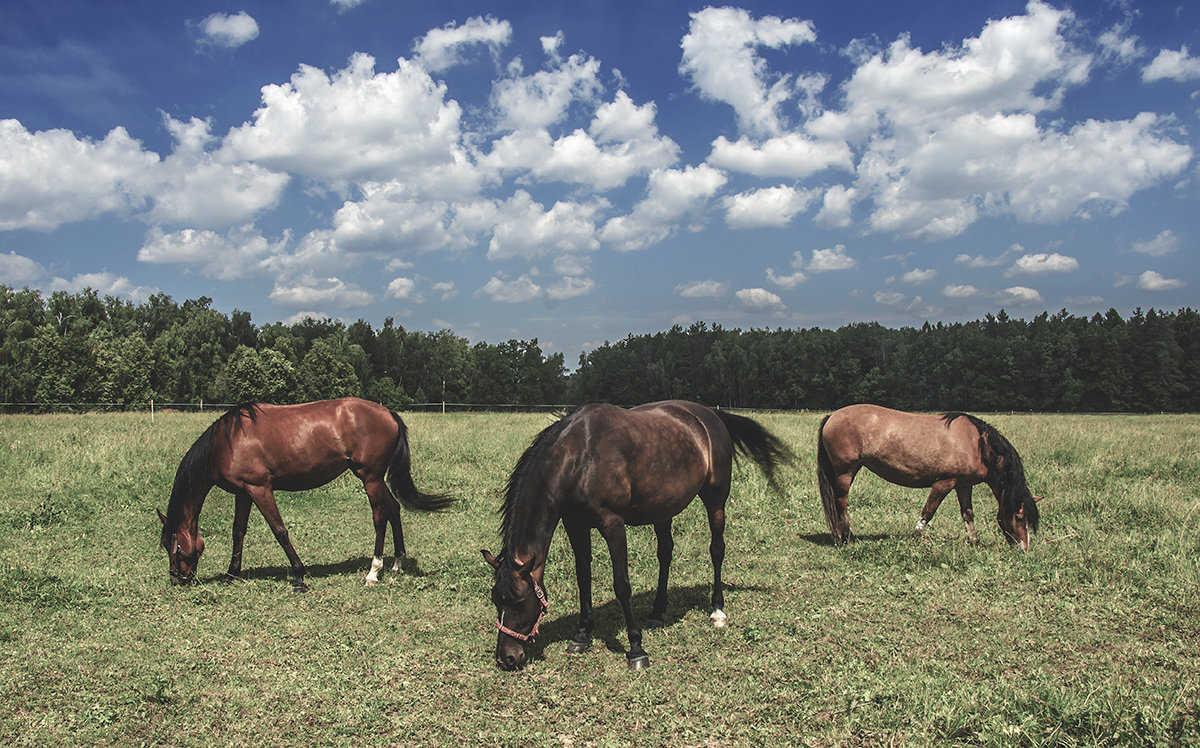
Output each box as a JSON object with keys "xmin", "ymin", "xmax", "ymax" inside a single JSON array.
[{"xmin": 0, "ymin": 402, "xmax": 575, "ymax": 416}]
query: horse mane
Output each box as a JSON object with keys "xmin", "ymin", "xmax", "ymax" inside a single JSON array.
[
  {"xmin": 499, "ymin": 407, "xmax": 580, "ymax": 548},
  {"xmin": 165, "ymin": 403, "xmax": 260, "ymax": 528},
  {"xmin": 940, "ymin": 411, "xmax": 1039, "ymax": 531}
]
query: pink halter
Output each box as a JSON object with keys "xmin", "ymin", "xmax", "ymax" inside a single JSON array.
[{"xmin": 496, "ymin": 578, "xmax": 548, "ymax": 642}]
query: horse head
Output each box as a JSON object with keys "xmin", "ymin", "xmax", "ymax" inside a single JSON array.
[
  {"xmin": 999, "ymin": 492, "xmax": 1042, "ymax": 552},
  {"xmin": 158, "ymin": 509, "xmax": 205, "ymax": 585},
  {"xmin": 482, "ymin": 549, "xmax": 547, "ymax": 671}
]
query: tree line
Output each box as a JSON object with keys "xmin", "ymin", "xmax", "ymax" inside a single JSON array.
[{"xmin": 2, "ymin": 285, "xmax": 1197, "ymax": 412}]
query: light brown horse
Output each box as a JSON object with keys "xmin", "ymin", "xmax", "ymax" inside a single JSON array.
[
  {"xmin": 157, "ymin": 398, "xmax": 450, "ymax": 591},
  {"xmin": 817, "ymin": 404, "xmax": 1040, "ymax": 549},
  {"xmin": 483, "ymin": 400, "xmax": 791, "ymax": 671}
]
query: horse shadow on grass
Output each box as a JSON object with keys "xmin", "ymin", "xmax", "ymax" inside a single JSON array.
[
  {"xmin": 522, "ymin": 581, "xmax": 776, "ymax": 664},
  {"xmin": 203, "ymin": 554, "xmax": 430, "ymax": 586},
  {"xmin": 796, "ymin": 532, "xmax": 890, "ymax": 547}
]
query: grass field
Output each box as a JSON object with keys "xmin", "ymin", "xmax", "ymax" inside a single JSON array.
[{"xmin": 0, "ymin": 409, "xmax": 1198, "ymax": 747}]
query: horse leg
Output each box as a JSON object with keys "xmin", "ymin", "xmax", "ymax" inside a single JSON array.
[
  {"xmin": 955, "ymin": 485, "xmax": 979, "ymax": 544},
  {"xmin": 833, "ymin": 470, "xmax": 856, "ymax": 544},
  {"xmin": 598, "ymin": 516, "xmax": 649, "ymax": 669},
  {"xmin": 224, "ymin": 493, "xmax": 252, "ymax": 580},
  {"xmin": 247, "ymin": 485, "xmax": 308, "ymax": 592},
  {"xmin": 360, "ymin": 476, "xmax": 397, "ymax": 585},
  {"xmin": 563, "ymin": 518, "xmax": 594, "ymax": 654},
  {"xmin": 914, "ymin": 480, "xmax": 955, "ymax": 537},
  {"xmin": 703, "ymin": 500, "xmax": 728, "ymax": 627},
  {"xmin": 645, "ymin": 520, "xmax": 673, "ymax": 628}
]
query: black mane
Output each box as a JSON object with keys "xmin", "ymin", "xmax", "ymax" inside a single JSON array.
[
  {"xmin": 498, "ymin": 407, "xmax": 580, "ymax": 549},
  {"xmin": 941, "ymin": 411, "xmax": 1038, "ymax": 531},
  {"xmin": 164, "ymin": 403, "xmax": 260, "ymax": 529}
]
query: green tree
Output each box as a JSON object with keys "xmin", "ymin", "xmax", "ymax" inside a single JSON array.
[{"xmin": 296, "ymin": 338, "xmax": 360, "ymax": 401}]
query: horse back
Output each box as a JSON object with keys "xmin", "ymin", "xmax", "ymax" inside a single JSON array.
[
  {"xmin": 214, "ymin": 398, "xmax": 398, "ymax": 492},
  {"xmin": 823, "ymin": 404, "xmax": 986, "ymax": 487}
]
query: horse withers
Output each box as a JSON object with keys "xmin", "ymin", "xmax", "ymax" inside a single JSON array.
[
  {"xmin": 483, "ymin": 400, "xmax": 792, "ymax": 671},
  {"xmin": 816, "ymin": 404, "xmax": 1041, "ymax": 549},
  {"xmin": 157, "ymin": 398, "xmax": 451, "ymax": 591}
]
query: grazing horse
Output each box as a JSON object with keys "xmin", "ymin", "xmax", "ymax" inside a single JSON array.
[
  {"xmin": 482, "ymin": 400, "xmax": 791, "ymax": 671},
  {"xmin": 157, "ymin": 398, "xmax": 451, "ymax": 591},
  {"xmin": 816, "ymin": 404, "xmax": 1040, "ymax": 550}
]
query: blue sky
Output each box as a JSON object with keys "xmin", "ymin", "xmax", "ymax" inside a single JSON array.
[{"xmin": 1, "ymin": 1, "xmax": 1197, "ymax": 365}]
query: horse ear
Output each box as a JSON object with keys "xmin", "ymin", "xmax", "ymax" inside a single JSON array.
[
  {"xmin": 1034, "ymin": 495, "xmax": 1044, "ymax": 502},
  {"xmin": 481, "ymin": 549, "xmax": 500, "ymax": 569},
  {"xmin": 157, "ymin": 509, "xmax": 167, "ymax": 526}
]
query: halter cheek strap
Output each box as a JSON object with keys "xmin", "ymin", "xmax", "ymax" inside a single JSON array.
[{"xmin": 496, "ymin": 579, "xmax": 548, "ymax": 642}]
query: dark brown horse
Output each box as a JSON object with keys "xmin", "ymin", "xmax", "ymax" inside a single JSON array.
[
  {"xmin": 482, "ymin": 400, "xmax": 791, "ymax": 671},
  {"xmin": 157, "ymin": 398, "xmax": 450, "ymax": 591},
  {"xmin": 816, "ymin": 404, "xmax": 1040, "ymax": 549}
]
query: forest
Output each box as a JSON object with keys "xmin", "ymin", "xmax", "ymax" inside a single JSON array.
[{"xmin": 2, "ymin": 284, "xmax": 1197, "ymax": 412}]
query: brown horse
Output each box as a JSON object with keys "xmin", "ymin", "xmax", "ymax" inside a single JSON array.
[
  {"xmin": 157, "ymin": 398, "xmax": 450, "ymax": 591},
  {"xmin": 817, "ymin": 404, "xmax": 1040, "ymax": 549},
  {"xmin": 482, "ymin": 400, "xmax": 791, "ymax": 671}
]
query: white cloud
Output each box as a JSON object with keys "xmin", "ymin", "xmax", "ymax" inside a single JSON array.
[
  {"xmin": 1006, "ymin": 252, "xmax": 1079, "ymax": 276},
  {"xmin": 1137, "ymin": 270, "xmax": 1185, "ymax": 291},
  {"xmin": 0, "ymin": 251, "xmax": 45, "ymax": 284},
  {"xmin": 766, "ymin": 267, "xmax": 806, "ymax": 289},
  {"xmin": 955, "ymin": 246, "xmax": 1021, "ymax": 268},
  {"xmin": 384, "ymin": 277, "xmax": 419, "ymax": 301},
  {"xmin": 815, "ymin": 185, "xmax": 856, "ymax": 228},
  {"xmin": 414, "ymin": 17, "xmax": 511, "ymax": 73},
  {"xmin": 1132, "ymin": 230, "xmax": 1180, "ymax": 257},
  {"xmin": 1098, "ymin": 24, "xmax": 1141, "ymax": 64},
  {"xmin": 197, "ymin": 12, "xmax": 259, "ymax": 49},
  {"xmin": 808, "ymin": 244, "xmax": 856, "ymax": 272},
  {"xmin": 432, "ymin": 281, "xmax": 457, "ymax": 301},
  {"xmin": 601, "ymin": 164, "xmax": 727, "ymax": 251},
  {"xmin": 900, "ymin": 268, "xmax": 938, "ymax": 283},
  {"xmin": 331, "ymin": 0, "xmax": 369, "ymax": 11},
  {"xmin": 0, "ymin": 120, "xmax": 157, "ymax": 231},
  {"xmin": 492, "ymin": 53, "xmax": 602, "ymax": 131},
  {"xmin": 138, "ymin": 225, "xmax": 288, "ymax": 281},
  {"xmin": 546, "ymin": 276, "xmax": 594, "ymax": 300},
  {"xmin": 477, "ymin": 274, "xmax": 542, "ymax": 302},
  {"xmin": 224, "ymin": 53, "xmax": 467, "ymax": 183},
  {"xmin": 999, "ymin": 286, "xmax": 1044, "ymax": 305},
  {"xmin": 707, "ymin": 134, "xmax": 852, "ymax": 178},
  {"xmin": 736, "ymin": 287, "xmax": 784, "ymax": 312},
  {"xmin": 269, "ymin": 275, "xmax": 373, "ymax": 308},
  {"xmin": 722, "ymin": 185, "xmax": 814, "ymax": 228},
  {"xmin": 1143, "ymin": 46, "xmax": 1200, "ymax": 82},
  {"xmin": 680, "ymin": 6, "xmax": 818, "ymax": 137},
  {"xmin": 943, "ymin": 284, "xmax": 980, "ymax": 298},
  {"xmin": 486, "ymin": 190, "xmax": 607, "ymax": 261},
  {"xmin": 675, "ymin": 280, "xmax": 727, "ymax": 298},
  {"xmin": 49, "ymin": 272, "xmax": 155, "ymax": 303}
]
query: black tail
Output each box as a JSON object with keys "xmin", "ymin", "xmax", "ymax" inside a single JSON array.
[
  {"xmin": 387, "ymin": 412, "xmax": 453, "ymax": 512},
  {"xmin": 816, "ymin": 415, "xmax": 840, "ymax": 539},
  {"xmin": 712, "ymin": 409, "xmax": 793, "ymax": 490}
]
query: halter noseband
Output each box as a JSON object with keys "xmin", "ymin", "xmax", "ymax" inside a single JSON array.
[{"xmin": 496, "ymin": 578, "xmax": 548, "ymax": 642}]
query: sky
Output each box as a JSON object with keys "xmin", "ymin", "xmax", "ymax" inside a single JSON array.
[{"xmin": 1, "ymin": 0, "xmax": 1197, "ymax": 366}]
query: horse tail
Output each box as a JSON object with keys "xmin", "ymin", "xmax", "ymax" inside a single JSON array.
[
  {"xmin": 386, "ymin": 411, "xmax": 454, "ymax": 512},
  {"xmin": 712, "ymin": 409, "xmax": 793, "ymax": 490},
  {"xmin": 816, "ymin": 414, "xmax": 840, "ymax": 539}
]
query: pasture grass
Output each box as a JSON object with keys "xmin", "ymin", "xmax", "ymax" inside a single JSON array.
[{"xmin": 0, "ymin": 409, "xmax": 1197, "ymax": 746}]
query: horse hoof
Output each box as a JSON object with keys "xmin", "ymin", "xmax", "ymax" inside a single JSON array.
[
  {"xmin": 710, "ymin": 609, "xmax": 728, "ymax": 627},
  {"xmin": 627, "ymin": 654, "xmax": 651, "ymax": 671},
  {"xmin": 363, "ymin": 579, "xmax": 377, "ymax": 586},
  {"xmin": 644, "ymin": 618, "xmax": 665, "ymax": 629},
  {"xmin": 292, "ymin": 581, "xmax": 309, "ymax": 593},
  {"xmin": 566, "ymin": 639, "xmax": 591, "ymax": 654}
]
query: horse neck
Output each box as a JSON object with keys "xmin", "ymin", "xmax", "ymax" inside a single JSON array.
[{"xmin": 501, "ymin": 482, "xmax": 561, "ymax": 567}]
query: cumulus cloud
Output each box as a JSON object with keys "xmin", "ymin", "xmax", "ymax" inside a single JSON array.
[
  {"xmin": 676, "ymin": 280, "xmax": 727, "ymax": 298},
  {"xmin": 49, "ymin": 272, "xmax": 156, "ymax": 303},
  {"xmin": 1143, "ymin": 46, "xmax": 1200, "ymax": 82},
  {"xmin": 807, "ymin": 244, "xmax": 856, "ymax": 272},
  {"xmin": 486, "ymin": 190, "xmax": 607, "ymax": 261},
  {"xmin": 269, "ymin": 275, "xmax": 373, "ymax": 308},
  {"xmin": 0, "ymin": 251, "xmax": 46, "ymax": 284},
  {"xmin": 477, "ymin": 274, "xmax": 542, "ymax": 302},
  {"xmin": 546, "ymin": 276, "xmax": 594, "ymax": 300},
  {"xmin": 999, "ymin": 286, "xmax": 1044, "ymax": 305},
  {"xmin": 414, "ymin": 17, "xmax": 511, "ymax": 72},
  {"xmin": 943, "ymin": 284, "xmax": 980, "ymax": 298},
  {"xmin": 601, "ymin": 165, "xmax": 727, "ymax": 251},
  {"xmin": 766, "ymin": 267, "xmax": 806, "ymax": 290},
  {"xmin": 1137, "ymin": 270, "xmax": 1185, "ymax": 291},
  {"xmin": 331, "ymin": 0, "xmax": 369, "ymax": 11},
  {"xmin": 1006, "ymin": 252, "xmax": 1079, "ymax": 276},
  {"xmin": 736, "ymin": 287, "xmax": 784, "ymax": 312},
  {"xmin": 707, "ymin": 134, "xmax": 852, "ymax": 178},
  {"xmin": 1132, "ymin": 230, "xmax": 1179, "ymax": 257},
  {"xmin": 492, "ymin": 53, "xmax": 603, "ymax": 131},
  {"xmin": 138, "ymin": 225, "xmax": 288, "ymax": 281},
  {"xmin": 722, "ymin": 185, "xmax": 814, "ymax": 228},
  {"xmin": 384, "ymin": 276, "xmax": 419, "ymax": 301},
  {"xmin": 680, "ymin": 6, "xmax": 818, "ymax": 137},
  {"xmin": 900, "ymin": 268, "xmax": 938, "ymax": 283},
  {"xmin": 197, "ymin": 12, "xmax": 259, "ymax": 49}
]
